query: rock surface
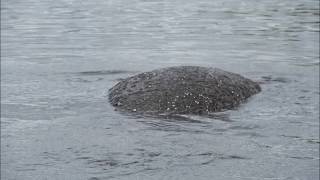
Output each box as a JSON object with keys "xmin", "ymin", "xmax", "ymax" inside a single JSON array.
[{"xmin": 108, "ymin": 66, "xmax": 261, "ymax": 115}]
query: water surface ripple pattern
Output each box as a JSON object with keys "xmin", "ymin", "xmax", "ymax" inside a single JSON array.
[{"xmin": 1, "ymin": 0, "xmax": 319, "ymax": 180}]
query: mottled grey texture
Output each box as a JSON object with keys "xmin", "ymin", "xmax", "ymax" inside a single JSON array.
[{"xmin": 109, "ymin": 66, "xmax": 261, "ymax": 115}]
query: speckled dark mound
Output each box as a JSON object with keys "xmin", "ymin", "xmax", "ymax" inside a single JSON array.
[{"xmin": 109, "ymin": 66, "xmax": 261, "ymax": 115}]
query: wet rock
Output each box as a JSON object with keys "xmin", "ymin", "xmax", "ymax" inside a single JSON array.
[{"xmin": 108, "ymin": 66, "xmax": 261, "ymax": 115}]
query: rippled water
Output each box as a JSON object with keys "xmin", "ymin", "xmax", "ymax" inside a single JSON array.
[{"xmin": 1, "ymin": 0, "xmax": 319, "ymax": 179}]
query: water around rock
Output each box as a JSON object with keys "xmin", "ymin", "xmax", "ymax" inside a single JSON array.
[{"xmin": 2, "ymin": 0, "xmax": 318, "ymax": 179}]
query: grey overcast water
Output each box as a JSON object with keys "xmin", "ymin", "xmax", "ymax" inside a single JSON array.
[{"xmin": 1, "ymin": 0, "xmax": 319, "ymax": 180}]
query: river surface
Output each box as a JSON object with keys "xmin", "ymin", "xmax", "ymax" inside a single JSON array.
[{"xmin": 1, "ymin": 0, "xmax": 319, "ymax": 180}]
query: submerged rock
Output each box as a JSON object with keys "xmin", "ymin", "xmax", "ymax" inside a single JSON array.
[{"xmin": 108, "ymin": 66, "xmax": 261, "ymax": 115}]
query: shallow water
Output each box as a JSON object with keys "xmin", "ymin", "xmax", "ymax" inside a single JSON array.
[{"xmin": 1, "ymin": 0, "xmax": 319, "ymax": 179}]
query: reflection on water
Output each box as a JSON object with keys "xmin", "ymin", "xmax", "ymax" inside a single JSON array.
[{"xmin": 1, "ymin": 0, "xmax": 319, "ymax": 180}]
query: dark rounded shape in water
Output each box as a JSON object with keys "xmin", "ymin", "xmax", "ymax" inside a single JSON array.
[{"xmin": 108, "ymin": 66, "xmax": 261, "ymax": 115}]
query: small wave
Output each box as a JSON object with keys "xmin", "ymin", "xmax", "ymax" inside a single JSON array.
[
  {"xmin": 77, "ymin": 70, "xmax": 135, "ymax": 76},
  {"xmin": 293, "ymin": 61, "xmax": 320, "ymax": 67},
  {"xmin": 260, "ymin": 75, "xmax": 291, "ymax": 83}
]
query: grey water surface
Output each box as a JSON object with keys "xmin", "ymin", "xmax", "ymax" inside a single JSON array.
[{"xmin": 1, "ymin": 0, "xmax": 319, "ymax": 180}]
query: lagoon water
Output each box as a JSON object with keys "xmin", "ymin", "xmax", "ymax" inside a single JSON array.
[{"xmin": 1, "ymin": 0, "xmax": 319, "ymax": 179}]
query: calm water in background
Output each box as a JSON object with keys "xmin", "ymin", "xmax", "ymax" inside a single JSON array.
[{"xmin": 1, "ymin": 0, "xmax": 319, "ymax": 179}]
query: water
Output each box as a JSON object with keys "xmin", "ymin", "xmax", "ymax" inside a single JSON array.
[{"xmin": 1, "ymin": 0, "xmax": 319, "ymax": 179}]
